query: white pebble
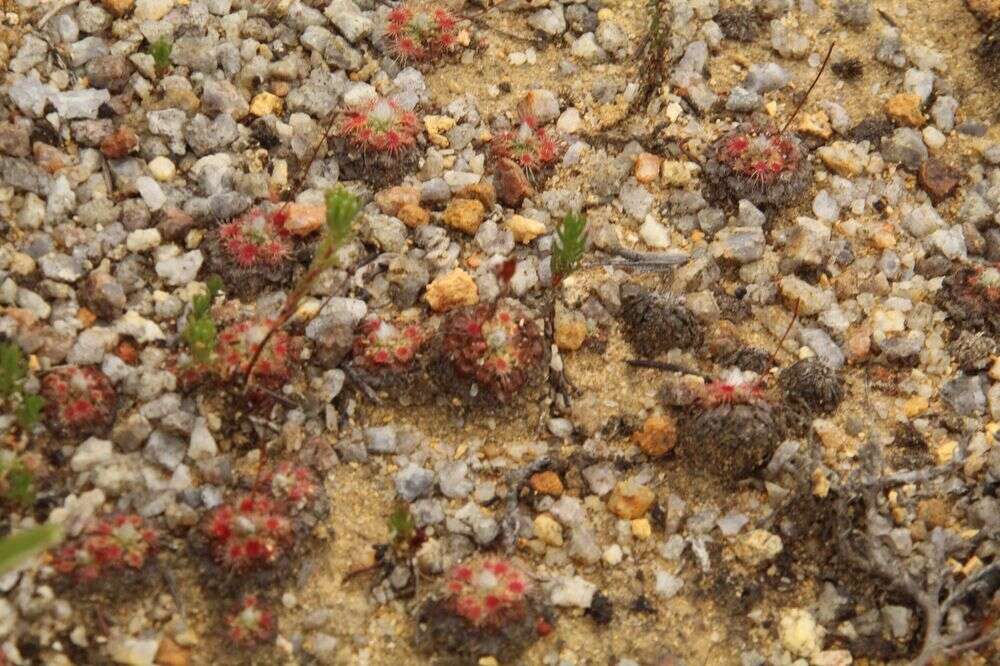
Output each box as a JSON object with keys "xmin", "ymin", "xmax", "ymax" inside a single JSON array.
[
  {"xmin": 922, "ymin": 126, "xmax": 946, "ymax": 150},
  {"xmin": 135, "ymin": 176, "xmax": 166, "ymax": 211},
  {"xmin": 126, "ymin": 228, "xmax": 162, "ymax": 252},
  {"xmin": 148, "ymin": 156, "xmax": 176, "ymax": 182}
]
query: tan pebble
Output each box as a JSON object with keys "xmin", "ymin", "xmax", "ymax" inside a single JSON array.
[
  {"xmin": 811, "ymin": 468, "xmax": 830, "ymax": 498},
  {"xmin": 397, "ymin": 203, "xmax": 430, "ymax": 228},
  {"xmin": 872, "ymin": 225, "xmax": 897, "ymax": 249},
  {"xmin": 733, "ymin": 529, "xmax": 783, "ymax": 568},
  {"xmin": 630, "ymin": 518, "xmax": 652, "ymax": 540},
  {"xmin": 818, "ymin": 142, "xmax": 868, "ymax": 177},
  {"xmin": 148, "ymin": 156, "xmax": 176, "ymax": 182},
  {"xmin": 845, "ymin": 326, "xmax": 871, "ymax": 364},
  {"xmin": 632, "ymin": 414, "xmax": 677, "ymax": 457},
  {"xmin": 962, "ymin": 556, "xmax": 984, "ymax": 577},
  {"xmin": 533, "ymin": 514, "xmax": 564, "ymax": 546},
  {"xmin": 661, "ymin": 160, "xmax": 692, "ymax": 187},
  {"xmin": 885, "ymin": 93, "xmax": 925, "ymax": 127},
  {"xmin": 797, "ymin": 111, "xmax": 832, "ymax": 139},
  {"xmin": 506, "ymin": 214, "xmax": 546, "ymax": 244},
  {"xmin": 442, "ymin": 198, "xmax": 486, "ymax": 235},
  {"xmin": 76, "ymin": 308, "xmax": 97, "ymax": 328},
  {"xmin": 529, "ymin": 471, "xmax": 564, "ymax": 496},
  {"xmin": 375, "ymin": 185, "xmax": 420, "ymax": 215},
  {"xmin": 554, "ymin": 310, "xmax": 588, "ymax": 351},
  {"xmin": 101, "ymin": 0, "xmax": 135, "ymax": 16},
  {"xmin": 934, "ymin": 439, "xmax": 957, "ymax": 466},
  {"xmin": 634, "ymin": 152, "xmax": 661, "ymax": 184},
  {"xmin": 9, "ymin": 252, "xmax": 36, "ymax": 276},
  {"xmin": 283, "ymin": 203, "xmax": 326, "ymax": 236},
  {"xmin": 163, "ymin": 88, "xmax": 200, "ymax": 113},
  {"xmin": 607, "ymin": 481, "xmax": 655, "ymax": 519},
  {"xmin": 425, "ymin": 269, "xmax": 479, "ymax": 312},
  {"xmin": 968, "ymin": 0, "xmax": 1000, "ymax": 22},
  {"xmin": 424, "ymin": 115, "xmax": 456, "ymax": 148},
  {"xmin": 456, "ymin": 181, "xmax": 497, "ymax": 210},
  {"xmin": 154, "ymin": 638, "xmax": 190, "ymax": 666},
  {"xmin": 917, "ymin": 498, "xmax": 949, "ymax": 528},
  {"xmin": 813, "ymin": 419, "xmax": 858, "ymax": 464},
  {"xmin": 904, "ymin": 395, "xmax": 928, "ymax": 417},
  {"xmin": 250, "ymin": 92, "xmax": 283, "ymax": 117},
  {"xmin": 989, "ymin": 357, "xmax": 1000, "ymax": 381}
]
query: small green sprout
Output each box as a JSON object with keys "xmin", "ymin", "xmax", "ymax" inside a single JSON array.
[
  {"xmin": 387, "ymin": 503, "xmax": 425, "ymax": 556},
  {"xmin": 149, "ymin": 37, "xmax": 172, "ymax": 76},
  {"xmin": 551, "ymin": 212, "xmax": 588, "ymax": 285},
  {"xmin": 0, "ymin": 342, "xmax": 27, "ymax": 397},
  {"xmin": 0, "ymin": 342, "xmax": 44, "ymax": 430},
  {"xmin": 0, "ymin": 524, "xmax": 62, "ymax": 576},
  {"xmin": 318, "ymin": 188, "xmax": 362, "ymax": 270},
  {"xmin": 388, "ymin": 504, "xmax": 417, "ymax": 545},
  {"xmin": 182, "ymin": 276, "xmax": 222, "ymax": 365},
  {"xmin": 0, "ymin": 452, "xmax": 37, "ymax": 507},
  {"xmin": 16, "ymin": 394, "xmax": 44, "ymax": 430}
]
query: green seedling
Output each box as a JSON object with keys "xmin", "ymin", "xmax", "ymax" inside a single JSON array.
[
  {"xmin": 0, "ymin": 342, "xmax": 26, "ymax": 397},
  {"xmin": 149, "ymin": 38, "xmax": 172, "ymax": 77},
  {"xmin": 182, "ymin": 276, "xmax": 223, "ymax": 365},
  {"xmin": 551, "ymin": 212, "xmax": 588, "ymax": 285},
  {"xmin": 0, "ymin": 453, "xmax": 37, "ymax": 507},
  {"xmin": 0, "ymin": 342, "xmax": 44, "ymax": 430}
]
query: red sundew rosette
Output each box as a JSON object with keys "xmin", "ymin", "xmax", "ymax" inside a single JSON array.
[
  {"xmin": 50, "ymin": 514, "xmax": 158, "ymax": 590},
  {"xmin": 226, "ymin": 595, "xmax": 278, "ymax": 646},
  {"xmin": 339, "ymin": 98, "xmax": 421, "ymax": 156},
  {"xmin": 39, "ymin": 366, "xmax": 117, "ymax": 438},
  {"xmin": 217, "ymin": 209, "xmax": 293, "ymax": 269},
  {"xmin": 490, "ymin": 117, "xmax": 561, "ymax": 174},
  {"xmin": 439, "ymin": 305, "xmax": 545, "ymax": 404},
  {"xmin": 212, "ymin": 318, "xmax": 302, "ymax": 406},
  {"xmin": 349, "ymin": 317, "xmax": 430, "ymax": 401},
  {"xmin": 385, "ymin": 3, "xmax": 458, "ymax": 62}
]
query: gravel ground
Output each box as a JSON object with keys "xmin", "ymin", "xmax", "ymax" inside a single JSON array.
[{"xmin": 1, "ymin": 0, "xmax": 999, "ymax": 665}]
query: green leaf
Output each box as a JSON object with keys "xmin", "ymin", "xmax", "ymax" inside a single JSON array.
[
  {"xmin": 191, "ymin": 276, "xmax": 221, "ymax": 319},
  {"xmin": 0, "ymin": 342, "xmax": 27, "ymax": 398},
  {"xmin": 183, "ymin": 318, "xmax": 217, "ymax": 365},
  {"xmin": 0, "ymin": 524, "xmax": 62, "ymax": 576},
  {"xmin": 183, "ymin": 279, "xmax": 222, "ymax": 365},
  {"xmin": 15, "ymin": 393, "xmax": 44, "ymax": 430},
  {"xmin": 149, "ymin": 38, "xmax": 172, "ymax": 74},
  {"xmin": 4, "ymin": 460, "xmax": 36, "ymax": 507},
  {"xmin": 387, "ymin": 505, "xmax": 415, "ymax": 544},
  {"xmin": 324, "ymin": 187, "xmax": 361, "ymax": 249},
  {"xmin": 551, "ymin": 212, "xmax": 588, "ymax": 283},
  {"xmin": 205, "ymin": 275, "xmax": 223, "ymax": 297}
]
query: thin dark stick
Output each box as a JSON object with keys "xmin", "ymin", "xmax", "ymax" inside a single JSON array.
[
  {"xmin": 276, "ymin": 109, "xmax": 341, "ymax": 217},
  {"xmin": 767, "ymin": 298, "xmax": 800, "ymax": 370},
  {"xmin": 781, "ymin": 42, "xmax": 835, "ymax": 134},
  {"xmin": 626, "ymin": 359, "xmax": 709, "ymax": 379},
  {"xmin": 344, "ymin": 365, "xmax": 382, "ymax": 404}
]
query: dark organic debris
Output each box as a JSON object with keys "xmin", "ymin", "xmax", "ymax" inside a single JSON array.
[
  {"xmin": 715, "ymin": 6, "xmax": 762, "ymax": 42},
  {"xmin": 619, "ymin": 285, "xmax": 702, "ymax": 357},
  {"xmin": 779, "ymin": 358, "xmax": 845, "ymax": 416},
  {"xmin": 831, "ymin": 57, "xmax": 864, "ymax": 80}
]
